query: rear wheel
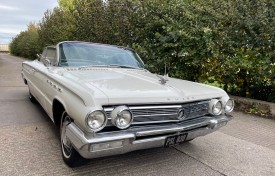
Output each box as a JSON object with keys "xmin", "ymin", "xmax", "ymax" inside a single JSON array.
[{"xmin": 60, "ymin": 111, "xmax": 85, "ymax": 167}]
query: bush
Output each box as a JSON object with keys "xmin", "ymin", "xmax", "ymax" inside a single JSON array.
[
  {"xmin": 9, "ymin": 0, "xmax": 275, "ymax": 102},
  {"xmin": 9, "ymin": 23, "xmax": 41, "ymax": 59}
]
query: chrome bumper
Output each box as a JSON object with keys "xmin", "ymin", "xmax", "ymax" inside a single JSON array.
[{"xmin": 65, "ymin": 114, "xmax": 232, "ymax": 159}]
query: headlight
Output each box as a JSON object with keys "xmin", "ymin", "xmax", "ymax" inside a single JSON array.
[
  {"xmin": 209, "ymin": 99, "xmax": 222, "ymax": 115},
  {"xmin": 86, "ymin": 110, "xmax": 107, "ymax": 132},
  {"xmin": 111, "ymin": 106, "xmax": 133, "ymax": 129},
  {"xmin": 224, "ymin": 99, "xmax": 234, "ymax": 113}
]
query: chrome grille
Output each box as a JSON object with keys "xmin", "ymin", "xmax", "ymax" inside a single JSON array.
[
  {"xmin": 181, "ymin": 101, "xmax": 209, "ymax": 118},
  {"xmin": 104, "ymin": 101, "xmax": 209, "ymax": 126}
]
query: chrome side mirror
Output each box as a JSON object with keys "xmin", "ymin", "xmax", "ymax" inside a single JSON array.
[
  {"xmin": 36, "ymin": 54, "xmax": 41, "ymax": 60},
  {"xmin": 43, "ymin": 59, "xmax": 51, "ymax": 67}
]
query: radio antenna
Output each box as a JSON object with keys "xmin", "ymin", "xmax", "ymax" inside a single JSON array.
[{"xmin": 164, "ymin": 63, "xmax": 167, "ymax": 76}]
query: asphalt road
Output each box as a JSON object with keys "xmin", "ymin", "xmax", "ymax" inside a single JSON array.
[{"xmin": 0, "ymin": 53, "xmax": 275, "ymax": 176}]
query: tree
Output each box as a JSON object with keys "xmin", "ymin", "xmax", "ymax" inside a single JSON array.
[
  {"xmin": 38, "ymin": 7, "xmax": 74, "ymax": 46},
  {"xmin": 10, "ymin": 22, "xmax": 40, "ymax": 59},
  {"xmin": 10, "ymin": 0, "xmax": 275, "ymax": 102}
]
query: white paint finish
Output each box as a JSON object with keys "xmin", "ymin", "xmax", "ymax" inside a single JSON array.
[
  {"xmin": 63, "ymin": 68, "xmax": 228, "ymax": 105},
  {"xmin": 22, "ymin": 52, "xmax": 229, "ymax": 133}
]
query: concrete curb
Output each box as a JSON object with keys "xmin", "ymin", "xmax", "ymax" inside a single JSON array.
[{"xmin": 230, "ymin": 95, "xmax": 275, "ymax": 119}]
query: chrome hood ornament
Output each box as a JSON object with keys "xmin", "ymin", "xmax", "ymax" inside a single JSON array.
[
  {"xmin": 157, "ymin": 63, "xmax": 169, "ymax": 85},
  {"xmin": 157, "ymin": 74, "xmax": 168, "ymax": 85}
]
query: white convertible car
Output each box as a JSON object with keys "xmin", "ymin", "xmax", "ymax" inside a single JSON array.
[{"xmin": 22, "ymin": 41, "xmax": 234, "ymax": 167}]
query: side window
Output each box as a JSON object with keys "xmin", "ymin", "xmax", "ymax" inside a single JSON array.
[
  {"xmin": 40, "ymin": 47, "xmax": 57, "ymax": 66},
  {"xmin": 45, "ymin": 48, "xmax": 56, "ymax": 65}
]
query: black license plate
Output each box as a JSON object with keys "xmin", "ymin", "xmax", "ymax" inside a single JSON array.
[{"xmin": 164, "ymin": 133, "xmax": 187, "ymax": 147}]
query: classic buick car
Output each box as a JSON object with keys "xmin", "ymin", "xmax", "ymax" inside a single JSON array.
[{"xmin": 22, "ymin": 41, "xmax": 234, "ymax": 167}]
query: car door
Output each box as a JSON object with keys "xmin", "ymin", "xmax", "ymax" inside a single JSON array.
[
  {"xmin": 31, "ymin": 47, "xmax": 57, "ymax": 116},
  {"xmin": 30, "ymin": 48, "xmax": 49, "ymax": 110},
  {"xmin": 41, "ymin": 47, "xmax": 57, "ymax": 116}
]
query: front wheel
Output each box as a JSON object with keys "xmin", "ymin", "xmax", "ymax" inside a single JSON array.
[{"xmin": 60, "ymin": 111, "xmax": 85, "ymax": 167}]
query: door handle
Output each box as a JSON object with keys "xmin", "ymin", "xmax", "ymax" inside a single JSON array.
[{"xmin": 31, "ymin": 69, "xmax": 37, "ymax": 72}]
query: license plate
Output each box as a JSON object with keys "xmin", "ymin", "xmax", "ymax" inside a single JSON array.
[{"xmin": 164, "ymin": 133, "xmax": 187, "ymax": 147}]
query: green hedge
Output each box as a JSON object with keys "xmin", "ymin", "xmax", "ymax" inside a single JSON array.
[
  {"xmin": 10, "ymin": 0, "xmax": 275, "ymax": 102},
  {"xmin": 9, "ymin": 23, "xmax": 41, "ymax": 59}
]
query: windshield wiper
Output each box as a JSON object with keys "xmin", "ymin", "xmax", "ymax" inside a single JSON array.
[
  {"xmin": 108, "ymin": 64, "xmax": 141, "ymax": 69},
  {"xmin": 78, "ymin": 65, "xmax": 108, "ymax": 70},
  {"xmin": 78, "ymin": 64, "xmax": 142, "ymax": 70}
]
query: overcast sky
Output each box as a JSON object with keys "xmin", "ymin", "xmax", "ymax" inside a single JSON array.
[{"xmin": 0, "ymin": 0, "xmax": 59, "ymax": 44}]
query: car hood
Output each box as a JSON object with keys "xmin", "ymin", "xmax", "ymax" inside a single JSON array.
[{"xmin": 61, "ymin": 68, "xmax": 227, "ymax": 105}]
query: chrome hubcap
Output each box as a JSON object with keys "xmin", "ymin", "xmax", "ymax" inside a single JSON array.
[{"xmin": 61, "ymin": 114, "xmax": 72, "ymax": 158}]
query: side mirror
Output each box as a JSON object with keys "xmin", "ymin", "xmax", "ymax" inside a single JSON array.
[
  {"xmin": 36, "ymin": 54, "xmax": 41, "ymax": 60},
  {"xmin": 43, "ymin": 59, "xmax": 51, "ymax": 67}
]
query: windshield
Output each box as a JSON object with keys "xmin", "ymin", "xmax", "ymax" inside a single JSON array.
[{"xmin": 58, "ymin": 42, "xmax": 144, "ymax": 69}]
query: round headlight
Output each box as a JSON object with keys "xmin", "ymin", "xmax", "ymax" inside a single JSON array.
[
  {"xmin": 86, "ymin": 110, "xmax": 107, "ymax": 132},
  {"xmin": 224, "ymin": 99, "xmax": 234, "ymax": 113},
  {"xmin": 209, "ymin": 99, "xmax": 222, "ymax": 115},
  {"xmin": 111, "ymin": 106, "xmax": 133, "ymax": 129}
]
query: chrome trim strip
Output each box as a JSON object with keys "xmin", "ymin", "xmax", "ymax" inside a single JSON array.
[
  {"xmin": 133, "ymin": 113, "xmax": 178, "ymax": 117},
  {"xmin": 104, "ymin": 105, "xmax": 182, "ymax": 111},
  {"xmin": 130, "ymin": 105, "xmax": 182, "ymax": 109},
  {"xmin": 133, "ymin": 120, "xmax": 179, "ymax": 125},
  {"xmin": 132, "ymin": 136, "xmax": 166, "ymax": 144},
  {"xmin": 135, "ymin": 127, "xmax": 185, "ymax": 136}
]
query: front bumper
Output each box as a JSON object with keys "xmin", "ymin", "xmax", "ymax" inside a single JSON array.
[{"xmin": 65, "ymin": 114, "xmax": 232, "ymax": 159}]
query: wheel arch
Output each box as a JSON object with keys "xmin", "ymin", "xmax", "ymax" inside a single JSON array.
[
  {"xmin": 23, "ymin": 78, "xmax": 28, "ymax": 85},
  {"xmin": 52, "ymin": 98, "xmax": 67, "ymax": 127}
]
